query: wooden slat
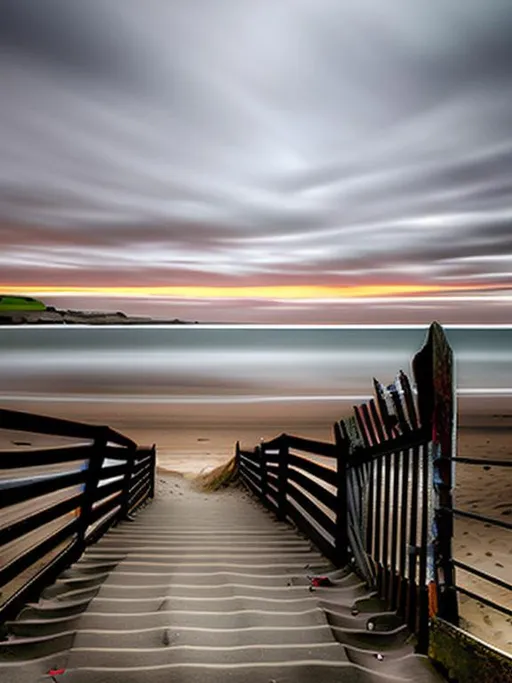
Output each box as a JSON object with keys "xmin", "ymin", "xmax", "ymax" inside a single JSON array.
[
  {"xmin": 94, "ymin": 477, "xmax": 125, "ymax": 504},
  {"xmin": 287, "ymin": 482, "xmax": 336, "ymax": 538},
  {"xmin": 131, "ymin": 461, "xmax": 151, "ymax": 482},
  {"xmin": 347, "ymin": 428, "xmax": 429, "ymax": 464},
  {"xmin": 407, "ymin": 443, "xmax": 421, "ymax": 632},
  {"xmin": 129, "ymin": 472, "xmax": 151, "ymax": 501},
  {"xmin": 287, "ymin": 501, "xmax": 336, "ymax": 563},
  {"xmin": 91, "ymin": 491, "xmax": 123, "ymax": 524},
  {"xmin": 382, "ymin": 451, "xmax": 392, "ymax": 598},
  {"xmin": 360, "ymin": 403, "xmax": 378, "ymax": 446},
  {"xmin": 398, "ymin": 446, "xmax": 410, "ymax": 616},
  {"xmin": 98, "ymin": 462, "xmax": 128, "ymax": 482},
  {"xmin": 368, "ymin": 399, "xmax": 386, "ymax": 443},
  {"xmin": 390, "ymin": 376, "xmax": 411, "ymax": 434},
  {"xmin": 241, "ymin": 468, "xmax": 261, "ymax": 496},
  {"xmin": 0, "ymin": 518, "xmax": 78, "ymax": 587},
  {"xmin": 285, "ymin": 435, "xmax": 337, "ymax": 458},
  {"xmin": 389, "ymin": 449, "xmax": 401, "ymax": 609},
  {"xmin": 0, "ymin": 470, "xmax": 87, "ymax": 509},
  {"xmin": 0, "ymin": 492, "xmax": 82, "ymax": 548},
  {"xmin": 399, "ymin": 371, "xmax": 420, "ymax": 429},
  {"xmin": 288, "ymin": 454, "xmax": 337, "ymax": 487},
  {"xmin": 87, "ymin": 505, "xmax": 121, "ymax": 544},
  {"xmin": 240, "ymin": 457, "xmax": 260, "ymax": 481},
  {"xmin": 0, "ymin": 444, "xmax": 93, "ymax": 469},
  {"xmin": 287, "ymin": 467, "xmax": 337, "ymax": 512},
  {"xmin": 0, "ymin": 408, "xmax": 135, "ymax": 448}
]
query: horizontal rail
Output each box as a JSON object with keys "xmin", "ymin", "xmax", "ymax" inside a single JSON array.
[
  {"xmin": 0, "ymin": 518, "xmax": 79, "ymax": 587},
  {"xmin": 0, "ymin": 407, "xmax": 136, "ymax": 448},
  {"xmin": 285, "ymin": 435, "xmax": 338, "ymax": 458},
  {"xmin": 0, "ymin": 408, "xmax": 155, "ymax": 624},
  {"xmin": 94, "ymin": 478, "xmax": 125, "ymax": 503},
  {"xmin": 91, "ymin": 493, "xmax": 123, "ymax": 525},
  {"xmin": 239, "ymin": 463, "xmax": 261, "ymax": 485},
  {"xmin": 241, "ymin": 468, "xmax": 261, "ymax": 497},
  {"xmin": 454, "ymin": 585, "xmax": 512, "ymax": 619},
  {"xmin": 98, "ymin": 463, "xmax": 128, "ymax": 481},
  {"xmin": 451, "ymin": 457, "xmax": 512, "ymax": 467},
  {"xmin": 0, "ymin": 444, "xmax": 93, "ymax": 469},
  {"xmin": 0, "ymin": 492, "xmax": 82, "ymax": 548},
  {"xmin": 287, "ymin": 482, "xmax": 336, "ymax": 538},
  {"xmin": 449, "ymin": 507, "xmax": 512, "ymax": 532},
  {"xmin": 286, "ymin": 500, "xmax": 335, "ymax": 562},
  {"xmin": 452, "ymin": 559, "xmax": 512, "ymax": 592},
  {"xmin": 0, "ymin": 470, "xmax": 87, "ymax": 509},
  {"xmin": 347, "ymin": 428, "xmax": 430, "ymax": 465},
  {"xmin": 288, "ymin": 454, "xmax": 337, "ymax": 487},
  {"xmin": 287, "ymin": 467, "xmax": 337, "ymax": 512},
  {"xmin": 240, "ymin": 458, "xmax": 261, "ymax": 480}
]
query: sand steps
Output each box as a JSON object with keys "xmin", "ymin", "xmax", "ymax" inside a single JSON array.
[{"xmin": 0, "ymin": 482, "xmax": 446, "ymax": 683}]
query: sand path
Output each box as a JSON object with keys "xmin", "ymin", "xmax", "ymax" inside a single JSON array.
[{"xmin": 0, "ymin": 477, "xmax": 445, "ymax": 683}]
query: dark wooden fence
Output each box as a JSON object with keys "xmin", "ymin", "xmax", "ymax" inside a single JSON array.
[
  {"xmin": 237, "ymin": 322, "xmax": 511, "ymax": 654},
  {"xmin": 0, "ymin": 408, "xmax": 156, "ymax": 623}
]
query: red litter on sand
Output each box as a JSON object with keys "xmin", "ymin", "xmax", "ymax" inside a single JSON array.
[
  {"xmin": 48, "ymin": 669, "xmax": 66, "ymax": 676},
  {"xmin": 310, "ymin": 576, "xmax": 332, "ymax": 587}
]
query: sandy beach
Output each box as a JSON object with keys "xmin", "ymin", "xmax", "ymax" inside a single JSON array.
[{"xmin": 1, "ymin": 400, "xmax": 510, "ymax": 655}]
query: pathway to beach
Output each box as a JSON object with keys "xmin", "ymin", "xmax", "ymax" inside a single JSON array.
[{"xmin": 1, "ymin": 476, "xmax": 446, "ymax": 683}]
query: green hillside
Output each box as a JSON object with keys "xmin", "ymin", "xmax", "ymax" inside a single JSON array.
[{"xmin": 0, "ymin": 295, "xmax": 46, "ymax": 311}]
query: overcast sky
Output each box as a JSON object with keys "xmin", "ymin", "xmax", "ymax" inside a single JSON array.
[{"xmin": 1, "ymin": 0, "xmax": 511, "ymax": 322}]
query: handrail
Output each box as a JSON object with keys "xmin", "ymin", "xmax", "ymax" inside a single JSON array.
[
  {"xmin": 0, "ymin": 407, "xmax": 155, "ymax": 624},
  {"xmin": 0, "ymin": 407, "xmax": 136, "ymax": 448}
]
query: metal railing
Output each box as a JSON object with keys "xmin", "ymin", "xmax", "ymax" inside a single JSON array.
[
  {"xmin": 0, "ymin": 407, "xmax": 156, "ymax": 623},
  {"xmin": 448, "ymin": 456, "xmax": 511, "ymax": 619}
]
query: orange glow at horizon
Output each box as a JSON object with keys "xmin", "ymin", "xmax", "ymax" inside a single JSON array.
[{"xmin": 0, "ymin": 283, "xmax": 509, "ymax": 300}]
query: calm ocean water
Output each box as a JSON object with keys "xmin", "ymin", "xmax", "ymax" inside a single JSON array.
[{"xmin": 0, "ymin": 326, "xmax": 510, "ymax": 404}]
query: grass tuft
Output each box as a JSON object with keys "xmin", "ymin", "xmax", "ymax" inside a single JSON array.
[{"xmin": 192, "ymin": 457, "xmax": 239, "ymax": 492}]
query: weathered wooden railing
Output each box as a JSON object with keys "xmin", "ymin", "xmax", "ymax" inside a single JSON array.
[
  {"xmin": 238, "ymin": 434, "xmax": 339, "ymax": 563},
  {"xmin": 0, "ymin": 408, "xmax": 156, "ymax": 624},
  {"xmin": 236, "ymin": 322, "xmax": 470, "ymax": 655}
]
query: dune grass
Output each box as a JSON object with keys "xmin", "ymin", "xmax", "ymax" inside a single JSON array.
[{"xmin": 192, "ymin": 456, "xmax": 239, "ymax": 492}]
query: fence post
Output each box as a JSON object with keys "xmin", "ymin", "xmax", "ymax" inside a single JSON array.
[
  {"xmin": 334, "ymin": 422, "xmax": 349, "ymax": 566},
  {"xmin": 77, "ymin": 433, "xmax": 106, "ymax": 552},
  {"xmin": 413, "ymin": 322, "xmax": 459, "ymax": 628},
  {"xmin": 149, "ymin": 444, "xmax": 156, "ymax": 500},
  {"xmin": 235, "ymin": 441, "xmax": 241, "ymax": 471},
  {"xmin": 277, "ymin": 437, "xmax": 289, "ymax": 521},
  {"xmin": 120, "ymin": 446, "xmax": 136, "ymax": 520},
  {"xmin": 259, "ymin": 445, "xmax": 267, "ymax": 503}
]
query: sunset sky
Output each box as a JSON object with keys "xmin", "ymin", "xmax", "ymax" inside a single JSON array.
[{"xmin": 1, "ymin": 1, "xmax": 512, "ymax": 322}]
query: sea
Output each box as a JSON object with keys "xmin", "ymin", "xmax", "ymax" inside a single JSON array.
[{"xmin": 0, "ymin": 325, "xmax": 510, "ymax": 458}]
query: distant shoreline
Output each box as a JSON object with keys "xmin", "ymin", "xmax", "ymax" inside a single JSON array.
[{"xmin": 0, "ymin": 308, "xmax": 196, "ymax": 325}]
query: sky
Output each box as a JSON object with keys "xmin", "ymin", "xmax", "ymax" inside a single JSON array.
[{"xmin": 1, "ymin": 0, "xmax": 512, "ymax": 323}]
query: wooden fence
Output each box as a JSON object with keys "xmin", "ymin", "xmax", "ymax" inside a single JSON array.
[
  {"xmin": 237, "ymin": 321, "xmax": 512, "ymax": 654},
  {"xmin": 0, "ymin": 407, "xmax": 155, "ymax": 624}
]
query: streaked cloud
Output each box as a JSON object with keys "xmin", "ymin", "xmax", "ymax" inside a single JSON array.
[{"xmin": 1, "ymin": 0, "xmax": 512, "ymax": 321}]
